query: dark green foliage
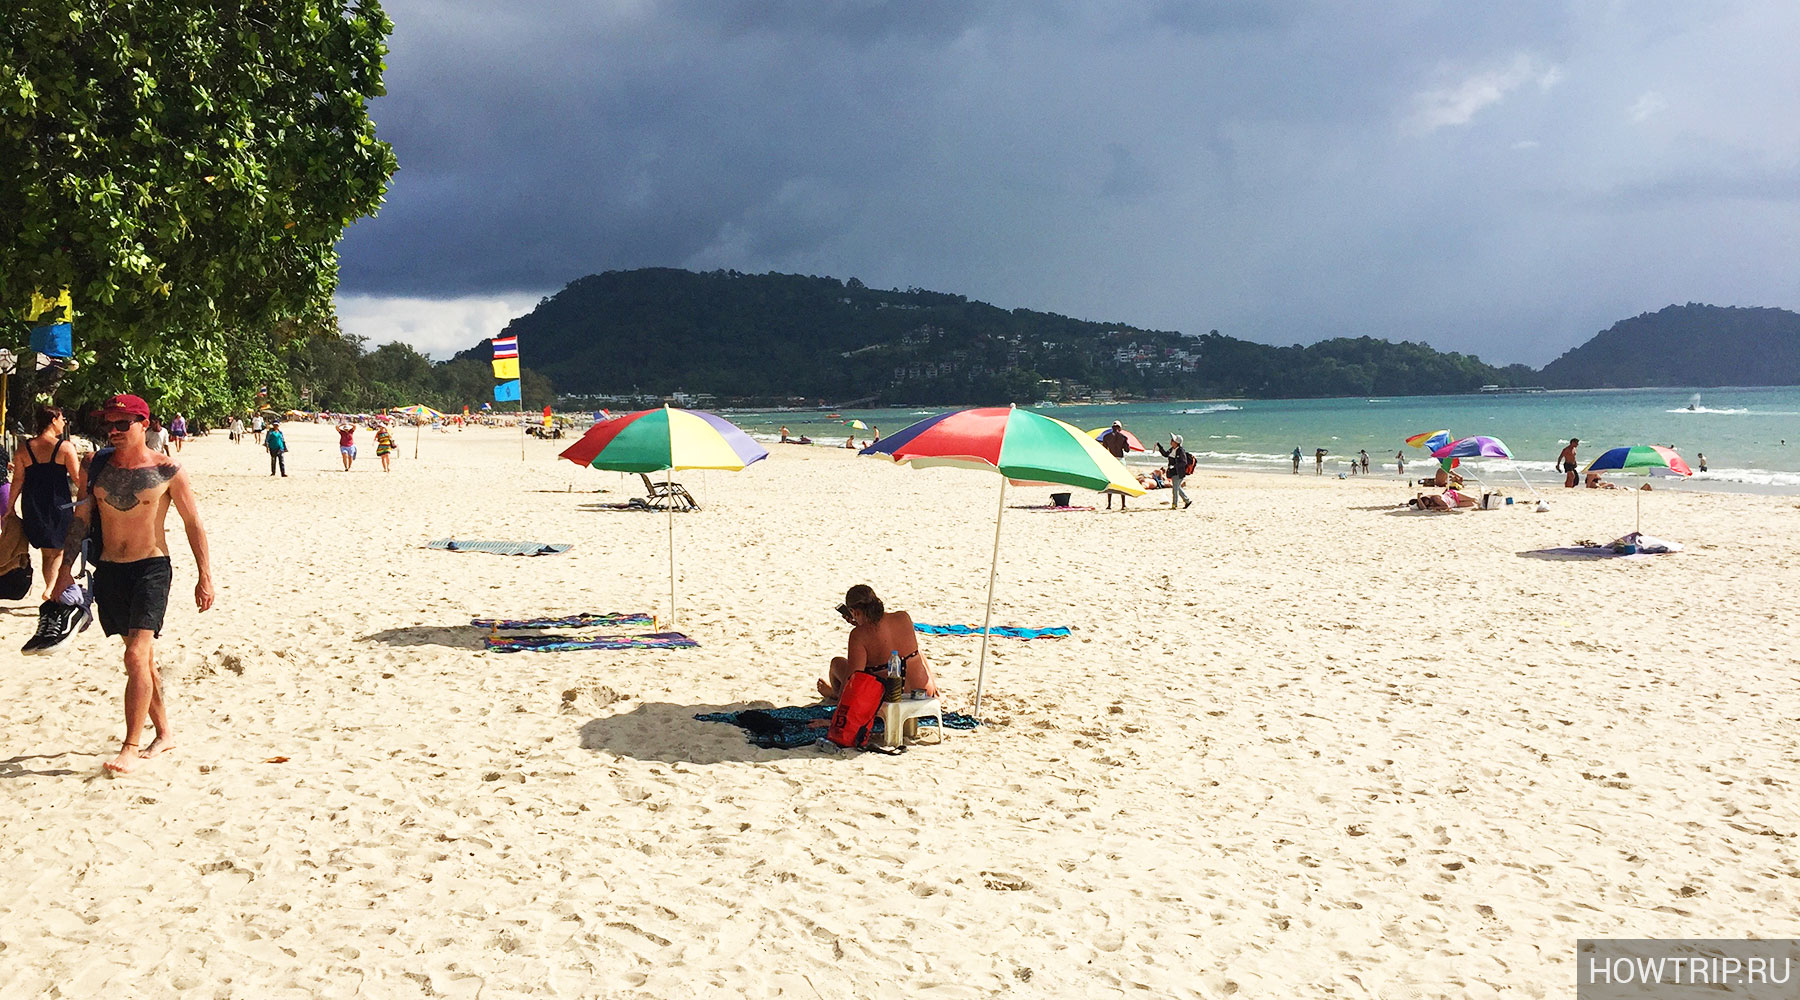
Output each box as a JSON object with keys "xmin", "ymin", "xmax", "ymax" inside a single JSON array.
[
  {"xmin": 1538, "ymin": 304, "xmax": 1800, "ymax": 388},
  {"xmin": 474, "ymin": 268, "xmax": 1523, "ymax": 403},
  {"xmin": 0, "ymin": 0, "xmax": 397, "ymax": 342}
]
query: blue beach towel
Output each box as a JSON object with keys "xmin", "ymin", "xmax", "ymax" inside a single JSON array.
[
  {"xmin": 913, "ymin": 623, "xmax": 1071, "ymax": 639},
  {"xmin": 696, "ymin": 704, "xmax": 980, "ymax": 749}
]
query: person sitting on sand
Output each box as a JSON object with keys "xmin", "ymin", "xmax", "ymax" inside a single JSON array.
[
  {"xmin": 1584, "ymin": 471, "xmax": 1618, "ymax": 489},
  {"xmin": 818, "ymin": 584, "xmax": 937, "ymax": 702},
  {"xmin": 1422, "ymin": 465, "xmax": 1464, "ymax": 488}
]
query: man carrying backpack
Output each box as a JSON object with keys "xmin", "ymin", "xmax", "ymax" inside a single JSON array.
[{"xmin": 1156, "ymin": 435, "xmax": 1193, "ymax": 510}]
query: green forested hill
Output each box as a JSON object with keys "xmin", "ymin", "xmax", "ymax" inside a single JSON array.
[
  {"xmin": 462, "ymin": 268, "xmax": 1516, "ymax": 403},
  {"xmin": 1537, "ymin": 304, "xmax": 1800, "ymax": 388}
]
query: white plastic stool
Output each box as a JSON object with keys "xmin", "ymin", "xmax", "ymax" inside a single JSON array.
[{"xmin": 878, "ymin": 697, "xmax": 945, "ymax": 747}]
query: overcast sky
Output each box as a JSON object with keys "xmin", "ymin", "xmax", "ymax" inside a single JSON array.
[{"xmin": 334, "ymin": 0, "xmax": 1800, "ymax": 367}]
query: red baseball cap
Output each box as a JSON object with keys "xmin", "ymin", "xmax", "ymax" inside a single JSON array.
[{"xmin": 98, "ymin": 394, "xmax": 152, "ymax": 422}]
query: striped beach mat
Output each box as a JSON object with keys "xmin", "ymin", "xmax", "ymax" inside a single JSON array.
[
  {"xmin": 426, "ymin": 539, "xmax": 572, "ymax": 556},
  {"xmin": 485, "ymin": 631, "xmax": 697, "ymax": 653},
  {"xmin": 472, "ymin": 612, "xmax": 655, "ymax": 630}
]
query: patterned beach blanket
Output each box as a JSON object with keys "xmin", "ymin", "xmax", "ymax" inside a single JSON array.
[
  {"xmin": 485, "ymin": 631, "xmax": 697, "ymax": 653},
  {"xmin": 1009, "ymin": 504, "xmax": 1096, "ymax": 511},
  {"xmin": 472, "ymin": 612, "xmax": 655, "ymax": 630},
  {"xmin": 694, "ymin": 704, "xmax": 980, "ymax": 750},
  {"xmin": 426, "ymin": 539, "xmax": 572, "ymax": 556},
  {"xmin": 913, "ymin": 623, "xmax": 1071, "ymax": 639}
]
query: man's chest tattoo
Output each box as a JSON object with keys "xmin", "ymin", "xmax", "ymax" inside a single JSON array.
[{"xmin": 96, "ymin": 463, "xmax": 177, "ymax": 511}]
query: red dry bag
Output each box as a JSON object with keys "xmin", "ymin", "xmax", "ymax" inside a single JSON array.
[{"xmin": 828, "ymin": 671, "xmax": 885, "ymax": 748}]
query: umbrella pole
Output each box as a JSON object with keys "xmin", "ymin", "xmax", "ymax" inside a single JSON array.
[
  {"xmin": 1636, "ymin": 486, "xmax": 1642, "ymax": 535},
  {"xmin": 668, "ymin": 468, "xmax": 677, "ymax": 626},
  {"xmin": 414, "ymin": 420, "xmax": 421, "ymax": 460},
  {"xmin": 971, "ymin": 477, "xmax": 1008, "ymax": 722}
]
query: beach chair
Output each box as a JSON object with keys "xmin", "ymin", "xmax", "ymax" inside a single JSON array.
[{"xmin": 637, "ymin": 473, "xmax": 699, "ymax": 511}]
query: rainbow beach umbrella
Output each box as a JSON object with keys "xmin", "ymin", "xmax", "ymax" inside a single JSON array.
[
  {"xmin": 560, "ymin": 406, "xmax": 768, "ymax": 623},
  {"xmin": 861, "ymin": 406, "xmax": 1144, "ymax": 718},
  {"xmin": 1585, "ymin": 445, "xmax": 1692, "ymax": 533},
  {"xmin": 391, "ymin": 404, "xmax": 448, "ymax": 457},
  {"xmin": 1406, "ymin": 429, "xmax": 1452, "ymax": 451}
]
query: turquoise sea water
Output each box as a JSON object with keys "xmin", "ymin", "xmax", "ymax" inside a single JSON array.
[{"xmin": 725, "ymin": 387, "xmax": 1800, "ymax": 491}]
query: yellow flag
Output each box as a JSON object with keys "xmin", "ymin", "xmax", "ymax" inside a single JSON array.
[
  {"xmin": 26, "ymin": 288, "xmax": 73, "ymax": 323},
  {"xmin": 492, "ymin": 358, "xmax": 520, "ymax": 379}
]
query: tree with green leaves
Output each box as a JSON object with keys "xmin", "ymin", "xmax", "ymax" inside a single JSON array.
[{"xmin": 1, "ymin": 0, "xmax": 397, "ymax": 341}]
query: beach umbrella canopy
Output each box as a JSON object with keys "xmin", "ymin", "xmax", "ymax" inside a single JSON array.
[
  {"xmin": 391, "ymin": 404, "xmax": 446, "ymax": 421},
  {"xmin": 560, "ymin": 405, "xmax": 767, "ymax": 473},
  {"xmin": 1586, "ymin": 445, "xmax": 1692, "ymax": 534},
  {"xmin": 560, "ymin": 406, "xmax": 767, "ymax": 623},
  {"xmin": 846, "ymin": 419, "xmax": 868, "ymax": 430},
  {"xmin": 1585, "ymin": 445, "xmax": 1693, "ymax": 477},
  {"xmin": 1431, "ymin": 435, "xmax": 1512, "ymax": 460},
  {"xmin": 1086, "ymin": 426, "xmax": 1147, "ymax": 452},
  {"xmin": 1406, "ymin": 429, "xmax": 1452, "ymax": 451},
  {"xmin": 860, "ymin": 406, "xmax": 1144, "ymax": 719}
]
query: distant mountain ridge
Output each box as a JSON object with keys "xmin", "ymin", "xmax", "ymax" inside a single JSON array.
[
  {"xmin": 457, "ymin": 270, "xmax": 1800, "ymax": 403},
  {"xmin": 1537, "ymin": 304, "xmax": 1800, "ymax": 388},
  {"xmin": 463, "ymin": 268, "xmax": 1518, "ymax": 404}
]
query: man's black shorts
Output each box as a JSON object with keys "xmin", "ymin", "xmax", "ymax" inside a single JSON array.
[{"xmin": 94, "ymin": 557, "xmax": 173, "ymax": 637}]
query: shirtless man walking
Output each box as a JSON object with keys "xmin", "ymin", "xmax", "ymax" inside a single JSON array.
[
  {"xmin": 53, "ymin": 395, "xmax": 214, "ymax": 775},
  {"xmin": 1558, "ymin": 437, "xmax": 1580, "ymax": 489}
]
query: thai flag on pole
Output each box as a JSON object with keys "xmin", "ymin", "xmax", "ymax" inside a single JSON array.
[{"xmin": 492, "ymin": 336, "xmax": 518, "ymax": 359}]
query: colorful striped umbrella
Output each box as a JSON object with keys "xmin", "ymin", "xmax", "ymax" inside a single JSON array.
[
  {"xmin": 861, "ymin": 406, "xmax": 1144, "ymax": 719},
  {"xmin": 1431, "ymin": 435, "xmax": 1512, "ymax": 460},
  {"xmin": 1406, "ymin": 429, "xmax": 1452, "ymax": 450},
  {"xmin": 1086, "ymin": 426, "xmax": 1146, "ymax": 452},
  {"xmin": 560, "ymin": 406, "xmax": 768, "ymax": 623},
  {"xmin": 391, "ymin": 404, "xmax": 448, "ymax": 457},
  {"xmin": 559, "ymin": 405, "xmax": 768, "ymax": 473},
  {"xmin": 1585, "ymin": 446, "xmax": 1692, "ymax": 533}
]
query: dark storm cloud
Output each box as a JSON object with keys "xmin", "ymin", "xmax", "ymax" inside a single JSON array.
[{"xmin": 338, "ymin": 0, "xmax": 1800, "ymax": 365}]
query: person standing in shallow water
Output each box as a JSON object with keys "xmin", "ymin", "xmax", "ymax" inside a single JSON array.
[
  {"xmin": 1291, "ymin": 446, "xmax": 1302, "ymax": 474},
  {"xmin": 52, "ymin": 395, "xmax": 214, "ymax": 776}
]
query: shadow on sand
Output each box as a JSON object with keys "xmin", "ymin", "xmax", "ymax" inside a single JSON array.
[
  {"xmin": 359, "ymin": 625, "xmax": 488, "ymax": 650},
  {"xmin": 0, "ymin": 751, "xmax": 97, "ymax": 779},
  {"xmin": 576, "ymin": 701, "xmax": 841, "ymax": 764}
]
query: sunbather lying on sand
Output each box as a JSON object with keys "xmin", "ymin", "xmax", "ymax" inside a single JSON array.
[
  {"xmin": 1409, "ymin": 490, "xmax": 1476, "ymax": 510},
  {"xmin": 818, "ymin": 584, "xmax": 938, "ymax": 701}
]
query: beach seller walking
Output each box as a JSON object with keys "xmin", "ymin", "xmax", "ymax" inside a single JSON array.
[
  {"xmin": 265, "ymin": 421, "xmax": 288, "ymax": 477},
  {"xmin": 7, "ymin": 405, "xmax": 83, "ymax": 601},
  {"xmin": 49, "ymin": 394, "xmax": 214, "ymax": 776},
  {"xmin": 375, "ymin": 425, "xmax": 396, "ymax": 472},
  {"xmin": 1155, "ymin": 435, "xmax": 1193, "ymax": 510},
  {"xmin": 1100, "ymin": 420, "xmax": 1131, "ymax": 509}
]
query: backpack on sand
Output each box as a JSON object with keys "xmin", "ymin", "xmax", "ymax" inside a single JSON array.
[{"xmin": 827, "ymin": 671, "xmax": 886, "ymax": 749}]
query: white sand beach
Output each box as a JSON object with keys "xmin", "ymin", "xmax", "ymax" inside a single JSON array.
[{"xmin": 2, "ymin": 421, "xmax": 1796, "ymax": 998}]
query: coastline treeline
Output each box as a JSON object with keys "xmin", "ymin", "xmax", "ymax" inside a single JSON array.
[{"xmin": 482, "ymin": 268, "xmax": 1531, "ymax": 405}]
